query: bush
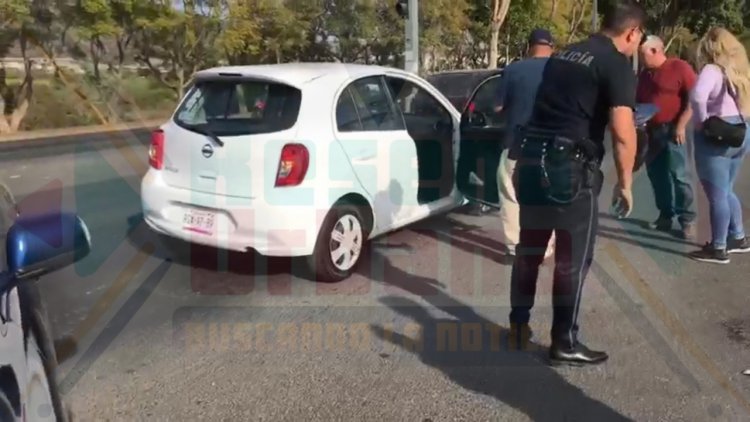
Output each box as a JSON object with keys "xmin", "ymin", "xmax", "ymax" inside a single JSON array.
[
  {"xmin": 21, "ymin": 79, "xmax": 99, "ymax": 130},
  {"xmin": 15, "ymin": 73, "xmax": 178, "ymax": 131}
]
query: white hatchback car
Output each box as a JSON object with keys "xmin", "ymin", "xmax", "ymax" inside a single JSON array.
[{"xmin": 141, "ymin": 63, "xmax": 481, "ymax": 281}]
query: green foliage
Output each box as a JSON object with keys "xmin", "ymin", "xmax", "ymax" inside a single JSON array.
[
  {"xmin": 3, "ymin": 0, "xmax": 750, "ymax": 132},
  {"xmin": 18, "ymin": 73, "xmax": 177, "ymax": 130},
  {"xmin": 684, "ymin": 0, "xmax": 745, "ymax": 36},
  {"xmin": 504, "ymin": 0, "xmax": 554, "ymax": 52}
]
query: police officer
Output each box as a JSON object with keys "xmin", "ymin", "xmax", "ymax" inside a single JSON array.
[{"xmin": 508, "ymin": 0, "xmax": 645, "ymax": 366}]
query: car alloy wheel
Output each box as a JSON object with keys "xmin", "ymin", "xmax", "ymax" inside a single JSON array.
[{"xmin": 329, "ymin": 214, "xmax": 363, "ymax": 272}]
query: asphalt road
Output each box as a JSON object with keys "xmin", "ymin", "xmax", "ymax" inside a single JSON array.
[{"xmin": 3, "ymin": 131, "xmax": 750, "ymax": 421}]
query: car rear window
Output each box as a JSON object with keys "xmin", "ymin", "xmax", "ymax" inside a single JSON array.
[{"xmin": 174, "ymin": 79, "xmax": 302, "ymax": 136}]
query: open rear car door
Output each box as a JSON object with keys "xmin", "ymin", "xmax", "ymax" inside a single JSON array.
[{"xmin": 455, "ymin": 74, "xmax": 505, "ymax": 208}]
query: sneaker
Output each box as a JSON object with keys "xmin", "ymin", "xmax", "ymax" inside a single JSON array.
[
  {"xmin": 689, "ymin": 243, "xmax": 730, "ymax": 264},
  {"xmin": 648, "ymin": 216, "xmax": 673, "ymax": 231},
  {"xmin": 727, "ymin": 236, "xmax": 750, "ymax": 254},
  {"xmin": 679, "ymin": 222, "xmax": 697, "ymax": 240}
]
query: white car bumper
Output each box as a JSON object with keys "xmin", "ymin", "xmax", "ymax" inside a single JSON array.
[{"xmin": 141, "ymin": 170, "xmax": 319, "ymax": 257}]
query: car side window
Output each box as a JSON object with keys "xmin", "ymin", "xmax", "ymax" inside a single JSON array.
[
  {"xmin": 386, "ymin": 77, "xmax": 452, "ymax": 124},
  {"xmin": 469, "ymin": 76, "xmax": 502, "ymax": 113},
  {"xmin": 467, "ymin": 75, "xmax": 505, "ymax": 126},
  {"xmin": 336, "ymin": 88, "xmax": 363, "ymax": 132},
  {"xmin": 347, "ymin": 76, "xmax": 404, "ymax": 131}
]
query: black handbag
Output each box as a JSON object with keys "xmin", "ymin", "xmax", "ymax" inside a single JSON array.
[{"xmin": 702, "ymin": 70, "xmax": 746, "ymax": 148}]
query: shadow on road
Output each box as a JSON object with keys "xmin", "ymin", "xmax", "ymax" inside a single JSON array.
[
  {"xmin": 364, "ymin": 249, "xmax": 632, "ymax": 421},
  {"xmin": 596, "ymin": 213, "xmax": 698, "ymax": 258},
  {"xmin": 124, "ymin": 213, "xmax": 318, "ymax": 289},
  {"xmin": 409, "ymin": 213, "xmax": 515, "ymax": 265}
]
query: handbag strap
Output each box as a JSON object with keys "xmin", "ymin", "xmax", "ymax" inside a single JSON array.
[{"xmin": 720, "ymin": 67, "xmax": 746, "ymax": 124}]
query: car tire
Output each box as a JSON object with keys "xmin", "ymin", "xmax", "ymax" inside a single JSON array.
[{"xmin": 307, "ymin": 203, "xmax": 368, "ymax": 283}]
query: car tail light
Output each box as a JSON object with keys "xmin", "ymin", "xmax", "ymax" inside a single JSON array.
[
  {"xmin": 149, "ymin": 129, "xmax": 164, "ymax": 169},
  {"xmin": 275, "ymin": 143, "xmax": 309, "ymax": 187}
]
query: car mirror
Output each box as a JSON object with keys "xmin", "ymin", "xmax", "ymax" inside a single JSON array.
[{"xmin": 6, "ymin": 212, "xmax": 92, "ymax": 281}]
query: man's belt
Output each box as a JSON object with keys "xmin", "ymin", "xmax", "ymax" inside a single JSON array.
[
  {"xmin": 646, "ymin": 121, "xmax": 675, "ymax": 132},
  {"xmin": 519, "ymin": 133, "xmax": 600, "ymax": 166}
]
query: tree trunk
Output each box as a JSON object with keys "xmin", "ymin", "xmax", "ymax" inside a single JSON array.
[
  {"xmin": 489, "ymin": 21, "xmax": 501, "ymax": 69},
  {"xmin": 177, "ymin": 67, "xmax": 186, "ymax": 99},
  {"xmin": 0, "ymin": 75, "xmax": 32, "ymax": 134},
  {"xmin": 664, "ymin": 31, "xmax": 679, "ymax": 53},
  {"xmin": 115, "ymin": 35, "xmax": 131, "ymax": 74},
  {"xmin": 488, "ymin": 0, "xmax": 511, "ymax": 69},
  {"xmin": 550, "ymin": 0, "xmax": 559, "ymax": 20},
  {"xmin": 567, "ymin": 0, "xmax": 586, "ymax": 43},
  {"xmin": 8, "ymin": 97, "xmax": 30, "ymax": 132},
  {"xmin": 0, "ymin": 38, "xmax": 34, "ymax": 134},
  {"xmin": 90, "ymin": 39, "xmax": 101, "ymax": 82}
]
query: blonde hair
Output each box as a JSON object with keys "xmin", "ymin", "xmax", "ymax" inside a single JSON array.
[{"xmin": 696, "ymin": 27, "xmax": 750, "ymax": 115}]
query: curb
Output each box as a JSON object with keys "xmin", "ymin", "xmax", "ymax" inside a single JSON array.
[{"xmin": 0, "ymin": 119, "xmax": 166, "ymax": 151}]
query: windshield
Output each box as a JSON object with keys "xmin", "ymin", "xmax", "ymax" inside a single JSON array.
[{"xmin": 174, "ymin": 79, "xmax": 302, "ymax": 136}]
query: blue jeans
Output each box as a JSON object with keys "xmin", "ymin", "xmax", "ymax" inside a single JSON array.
[
  {"xmin": 645, "ymin": 124, "xmax": 696, "ymax": 225},
  {"xmin": 694, "ymin": 116, "xmax": 750, "ymax": 249}
]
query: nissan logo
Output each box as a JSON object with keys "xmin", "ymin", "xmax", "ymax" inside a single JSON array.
[{"xmin": 201, "ymin": 144, "xmax": 214, "ymax": 158}]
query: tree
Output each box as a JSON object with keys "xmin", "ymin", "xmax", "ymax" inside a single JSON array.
[
  {"xmin": 488, "ymin": 0, "xmax": 512, "ymax": 69},
  {"xmin": 109, "ymin": 0, "xmax": 141, "ymax": 73},
  {"xmin": 0, "ymin": 0, "xmax": 57, "ymax": 133},
  {"xmin": 564, "ymin": 0, "xmax": 590, "ymax": 43},
  {"xmin": 502, "ymin": 0, "xmax": 552, "ymax": 59},
  {"xmin": 683, "ymin": 0, "xmax": 744, "ymax": 36},
  {"xmin": 420, "ymin": 0, "xmax": 472, "ymax": 71},
  {"xmin": 365, "ymin": 0, "xmax": 403, "ymax": 66},
  {"xmin": 220, "ymin": 0, "xmax": 321, "ymax": 64},
  {"xmin": 319, "ymin": 0, "xmax": 380, "ymax": 63},
  {"xmin": 69, "ymin": 0, "xmax": 119, "ymax": 82},
  {"xmin": 133, "ymin": 0, "xmax": 224, "ymax": 98}
]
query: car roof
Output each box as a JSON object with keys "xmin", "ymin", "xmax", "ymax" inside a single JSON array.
[
  {"xmin": 194, "ymin": 62, "xmax": 409, "ymax": 88},
  {"xmin": 426, "ymin": 68, "xmax": 503, "ymax": 78}
]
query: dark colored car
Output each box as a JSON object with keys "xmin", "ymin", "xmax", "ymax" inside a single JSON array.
[
  {"xmin": 426, "ymin": 69, "xmax": 504, "ymax": 113},
  {"xmin": 0, "ymin": 184, "xmax": 91, "ymax": 422},
  {"xmin": 426, "ymin": 69, "xmax": 658, "ymax": 208}
]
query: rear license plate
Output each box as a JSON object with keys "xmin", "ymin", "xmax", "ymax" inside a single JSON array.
[{"xmin": 182, "ymin": 209, "xmax": 215, "ymax": 234}]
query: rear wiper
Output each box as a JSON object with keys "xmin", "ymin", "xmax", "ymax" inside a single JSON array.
[{"xmin": 184, "ymin": 123, "xmax": 224, "ymax": 147}]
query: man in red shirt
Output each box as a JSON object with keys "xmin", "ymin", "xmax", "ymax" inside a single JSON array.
[{"xmin": 637, "ymin": 35, "xmax": 697, "ymax": 239}]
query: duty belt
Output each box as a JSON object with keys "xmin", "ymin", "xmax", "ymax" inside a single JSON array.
[
  {"xmin": 519, "ymin": 134, "xmax": 601, "ymax": 192},
  {"xmin": 519, "ymin": 134, "xmax": 600, "ymax": 165}
]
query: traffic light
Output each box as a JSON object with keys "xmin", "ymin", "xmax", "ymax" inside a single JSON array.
[{"xmin": 395, "ymin": 0, "xmax": 408, "ymax": 18}]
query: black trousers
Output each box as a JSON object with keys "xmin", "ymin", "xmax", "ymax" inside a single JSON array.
[{"xmin": 508, "ymin": 142, "xmax": 603, "ymax": 347}]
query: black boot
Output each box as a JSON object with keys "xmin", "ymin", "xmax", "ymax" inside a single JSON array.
[
  {"xmin": 508, "ymin": 323, "xmax": 534, "ymax": 351},
  {"xmin": 549, "ymin": 340, "xmax": 608, "ymax": 366}
]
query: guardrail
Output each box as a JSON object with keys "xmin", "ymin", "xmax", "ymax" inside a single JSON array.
[{"xmin": 0, "ymin": 119, "xmax": 166, "ymax": 150}]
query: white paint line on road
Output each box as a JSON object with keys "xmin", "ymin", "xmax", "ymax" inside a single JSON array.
[{"xmin": 9, "ymin": 175, "xmax": 20, "ymax": 179}]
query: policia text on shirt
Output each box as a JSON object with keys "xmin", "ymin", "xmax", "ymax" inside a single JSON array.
[{"xmin": 507, "ymin": 0, "xmax": 646, "ymax": 367}]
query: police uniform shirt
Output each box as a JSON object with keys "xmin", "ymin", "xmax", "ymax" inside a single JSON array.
[{"xmin": 526, "ymin": 33, "xmax": 637, "ymax": 161}]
